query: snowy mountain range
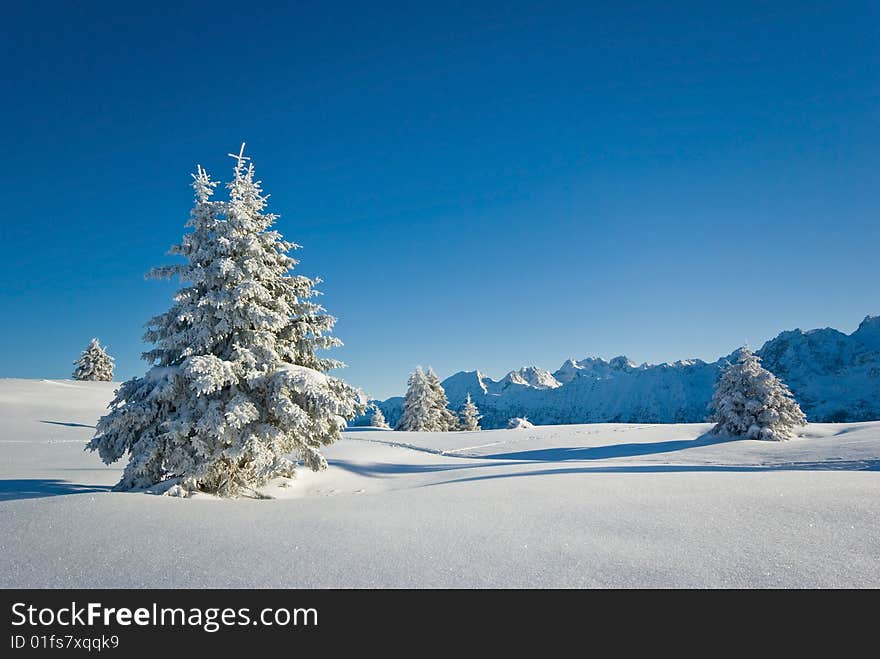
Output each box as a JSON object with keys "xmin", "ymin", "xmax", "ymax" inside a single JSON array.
[{"xmin": 370, "ymin": 315, "xmax": 880, "ymax": 429}]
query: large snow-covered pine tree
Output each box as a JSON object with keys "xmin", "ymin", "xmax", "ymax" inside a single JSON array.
[
  {"xmin": 425, "ymin": 367, "xmax": 459, "ymax": 431},
  {"xmin": 72, "ymin": 338, "xmax": 115, "ymax": 381},
  {"xmin": 370, "ymin": 405, "xmax": 389, "ymax": 429},
  {"xmin": 459, "ymin": 393, "xmax": 481, "ymax": 431},
  {"xmin": 87, "ymin": 145, "xmax": 364, "ymax": 496},
  {"xmin": 395, "ymin": 368, "xmax": 437, "ymax": 431},
  {"xmin": 709, "ymin": 347, "xmax": 806, "ymax": 441}
]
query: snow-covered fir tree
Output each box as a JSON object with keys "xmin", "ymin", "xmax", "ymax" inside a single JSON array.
[
  {"xmin": 87, "ymin": 145, "xmax": 364, "ymax": 497},
  {"xmin": 459, "ymin": 393, "xmax": 481, "ymax": 431},
  {"xmin": 72, "ymin": 338, "xmax": 115, "ymax": 381},
  {"xmin": 709, "ymin": 347, "xmax": 806, "ymax": 441},
  {"xmin": 370, "ymin": 405, "xmax": 389, "ymax": 429},
  {"xmin": 425, "ymin": 367, "xmax": 459, "ymax": 431},
  {"xmin": 395, "ymin": 367, "xmax": 436, "ymax": 431}
]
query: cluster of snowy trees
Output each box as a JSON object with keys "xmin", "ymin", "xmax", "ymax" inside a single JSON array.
[
  {"xmin": 86, "ymin": 145, "xmax": 364, "ymax": 497},
  {"xmin": 394, "ymin": 367, "xmax": 482, "ymax": 431},
  {"xmin": 72, "ymin": 338, "xmax": 115, "ymax": 381}
]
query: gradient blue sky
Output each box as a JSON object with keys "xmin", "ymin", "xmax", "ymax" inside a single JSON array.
[{"xmin": 1, "ymin": 1, "xmax": 877, "ymax": 399}]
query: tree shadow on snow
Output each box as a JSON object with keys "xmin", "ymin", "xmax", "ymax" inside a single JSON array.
[
  {"xmin": 330, "ymin": 459, "xmax": 508, "ymax": 477},
  {"xmin": 39, "ymin": 420, "xmax": 96, "ymax": 429},
  {"xmin": 422, "ymin": 460, "xmax": 880, "ymax": 489},
  {"xmin": 481, "ymin": 433, "xmax": 730, "ymax": 462},
  {"xmin": 0, "ymin": 479, "xmax": 111, "ymax": 501}
]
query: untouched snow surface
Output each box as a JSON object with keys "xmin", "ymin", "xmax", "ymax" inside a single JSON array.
[{"xmin": 1, "ymin": 378, "xmax": 879, "ymax": 588}]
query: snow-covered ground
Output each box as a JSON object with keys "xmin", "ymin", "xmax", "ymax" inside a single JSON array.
[{"xmin": 1, "ymin": 378, "xmax": 878, "ymax": 588}]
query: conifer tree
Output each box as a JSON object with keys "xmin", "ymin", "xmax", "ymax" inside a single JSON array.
[
  {"xmin": 425, "ymin": 367, "xmax": 458, "ymax": 431},
  {"xmin": 370, "ymin": 405, "xmax": 389, "ymax": 429},
  {"xmin": 395, "ymin": 368, "xmax": 437, "ymax": 431},
  {"xmin": 709, "ymin": 347, "xmax": 806, "ymax": 441},
  {"xmin": 72, "ymin": 338, "xmax": 115, "ymax": 381},
  {"xmin": 459, "ymin": 393, "xmax": 481, "ymax": 431},
  {"xmin": 87, "ymin": 145, "xmax": 364, "ymax": 496}
]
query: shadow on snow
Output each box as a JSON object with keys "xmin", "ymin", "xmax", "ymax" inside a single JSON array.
[
  {"xmin": 480, "ymin": 433, "xmax": 729, "ymax": 462},
  {"xmin": 329, "ymin": 459, "xmax": 512, "ymax": 477},
  {"xmin": 39, "ymin": 420, "xmax": 96, "ymax": 429},
  {"xmin": 330, "ymin": 432, "xmax": 880, "ymax": 485},
  {"xmin": 0, "ymin": 479, "xmax": 112, "ymax": 501},
  {"xmin": 419, "ymin": 460, "xmax": 880, "ymax": 489}
]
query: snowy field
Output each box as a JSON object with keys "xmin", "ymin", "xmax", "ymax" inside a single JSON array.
[{"xmin": 1, "ymin": 378, "xmax": 878, "ymax": 588}]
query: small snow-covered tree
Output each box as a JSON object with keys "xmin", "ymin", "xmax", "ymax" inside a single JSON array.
[
  {"xmin": 395, "ymin": 368, "xmax": 436, "ymax": 431},
  {"xmin": 86, "ymin": 145, "xmax": 364, "ymax": 497},
  {"xmin": 370, "ymin": 405, "xmax": 389, "ymax": 429},
  {"xmin": 72, "ymin": 338, "xmax": 115, "ymax": 381},
  {"xmin": 425, "ymin": 367, "xmax": 458, "ymax": 431},
  {"xmin": 507, "ymin": 417, "xmax": 534, "ymax": 429},
  {"xmin": 709, "ymin": 347, "xmax": 806, "ymax": 441},
  {"xmin": 459, "ymin": 393, "xmax": 481, "ymax": 431}
]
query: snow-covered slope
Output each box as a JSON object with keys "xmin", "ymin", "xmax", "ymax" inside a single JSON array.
[
  {"xmin": 372, "ymin": 315, "xmax": 880, "ymax": 428},
  {"xmin": 1, "ymin": 379, "xmax": 879, "ymax": 588},
  {"xmin": 760, "ymin": 317, "xmax": 880, "ymax": 422}
]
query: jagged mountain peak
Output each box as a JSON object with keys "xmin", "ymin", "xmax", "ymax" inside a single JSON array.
[
  {"xmin": 552, "ymin": 355, "xmax": 640, "ymax": 383},
  {"xmin": 608, "ymin": 355, "xmax": 635, "ymax": 370},
  {"xmin": 442, "ymin": 370, "xmax": 489, "ymax": 396},
  {"xmin": 501, "ymin": 366, "xmax": 561, "ymax": 390},
  {"xmin": 853, "ymin": 315, "xmax": 880, "ymax": 351},
  {"xmin": 552, "ymin": 359, "xmax": 582, "ymax": 384}
]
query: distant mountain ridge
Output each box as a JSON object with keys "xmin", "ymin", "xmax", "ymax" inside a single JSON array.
[{"xmin": 369, "ymin": 315, "xmax": 880, "ymax": 429}]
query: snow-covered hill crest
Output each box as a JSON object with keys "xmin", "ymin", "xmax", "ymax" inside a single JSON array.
[{"xmin": 372, "ymin": 315, "xmax": 880, "ymax": 429}]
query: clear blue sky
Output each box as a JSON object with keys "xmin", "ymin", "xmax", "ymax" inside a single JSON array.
[{"xmin": 1, "ymin": 1, "xmax": 877, "ymax": 399}]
